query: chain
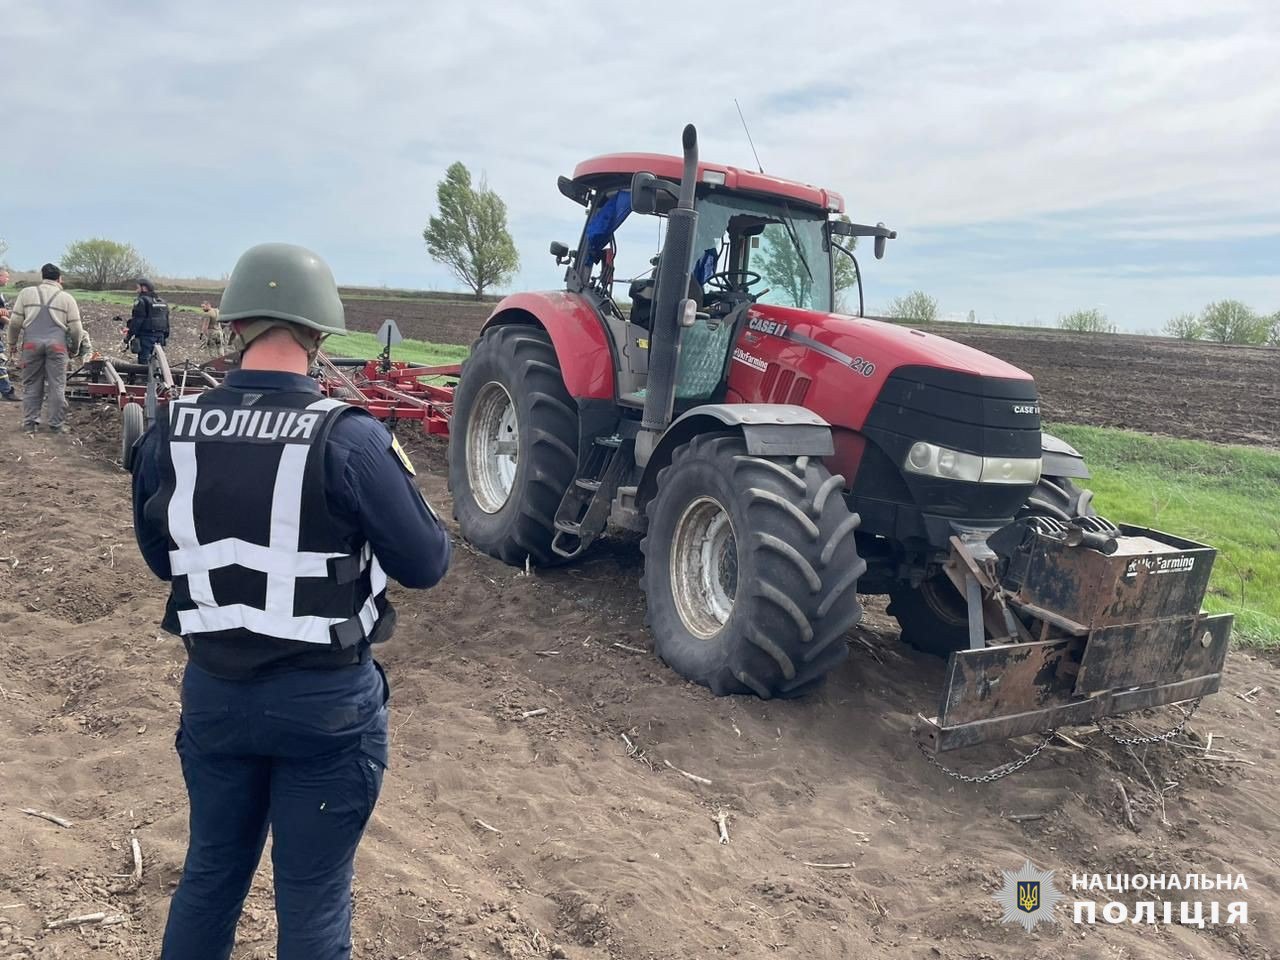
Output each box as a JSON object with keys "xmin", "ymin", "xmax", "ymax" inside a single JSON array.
[
  {"xmin": 915, "ymin": 728, "xmax": 1057, "ymax": 784},
  {"xmin": 916, "ymin": 698, "xmax": 1203, "ymax": 782},
  {"xmin": 1097, "ymin": 698, "xmax": 1202, "ymax": 746}
]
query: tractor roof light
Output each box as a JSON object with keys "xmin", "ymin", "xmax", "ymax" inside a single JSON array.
[
  {"xmin": 701, "ymin": 170, "xmax": 727, "ymax": 186},
  {"xmin": 904, "ymin": 441, "xmax": 1041, "ymax": 485}
]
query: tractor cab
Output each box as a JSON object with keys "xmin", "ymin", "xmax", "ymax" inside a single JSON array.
[{"xmin": 551, "ymin": 151, "xmax": 892, "ymax": 415}]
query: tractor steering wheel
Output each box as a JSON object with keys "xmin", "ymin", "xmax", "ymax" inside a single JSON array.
[{"xmin": 704, "ymin": 270, "xmax": 763, "ymax": 293}]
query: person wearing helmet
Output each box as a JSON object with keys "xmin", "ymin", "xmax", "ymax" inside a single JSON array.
[
  {"xmin": 129, "ymin": 243, "xmax": 452, "ymax": 960},
  {"xmin": 126, "ymin": 277, "xmax": 170, "ymax": 364}
]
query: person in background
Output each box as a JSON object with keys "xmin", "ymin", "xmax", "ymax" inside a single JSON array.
[
  {"xmin": 199, "ymin": 300, "xmax": 224, "ymax": 353},
  {"xmin": 0, "ymin": 268, "xmax": 17, "ymax": 401},
  {"xmin": 126, "ymin": 278, "xmax": 170, "ymax": 364},
  {"xmin": 130, "ymin": 242, "xmax": 452, "ymax": 960},
  {"xmin": 5, "ymin": 263, "xmax": 84, "ymax": 434}
]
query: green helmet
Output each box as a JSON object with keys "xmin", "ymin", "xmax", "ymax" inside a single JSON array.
[{"xmin": 218, "ymin": 242, "xmax": 346, "ymax": 335}]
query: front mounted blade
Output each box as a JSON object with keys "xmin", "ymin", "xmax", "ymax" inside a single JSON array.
[{"xmin": 918, "ymin": 523, "xmax": 1233, "ymax": 752}]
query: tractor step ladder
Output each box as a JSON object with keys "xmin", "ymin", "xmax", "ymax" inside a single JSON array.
[{"xmin": 551, "ymin": 435, "xmax": 628, "ymax": 559}]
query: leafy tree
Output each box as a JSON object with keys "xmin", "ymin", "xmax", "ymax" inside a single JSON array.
[
  {"xmin": 1268, "ymin": 311, "xmax": 1280, "ymax": 347},
  {"xmin": 1165, "ymin": 312, "xmax": 1204, "ymax": 341},
  {"xmin": 830, "ymin": 216, "xmax": 859, "ymax": 311},
  {"xmin": 61, "ymin": 238, "xmax": 152, "ymax": 291},
  {"xmin": 1058, "ymin": 308, "xmax": 1115, "ymax": 333},
  {"xmin": 754, "ymin": 231, "xmax": 812, "ymax": 308},
  {"xmin": 755, "ymin": 215, "xmax": 860, "ymax": 312},
  {"xmin": 886, "ymin": 291, "xmax": 939, "ymax": 323},
  {"xmin": 423, "ymin": 162, "xmax": 519, "ymax": 299},
  {"xmin": 1200, "ymin": 299, "xmax": 1268, "ymax": 345}
]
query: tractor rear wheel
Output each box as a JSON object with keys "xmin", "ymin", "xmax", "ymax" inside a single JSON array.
[
  {"xmin": 888, "ymin": 474, "xmax": 1097, "ymax": 656},
  {"xmin": 448, "ymin": 325, "xmax": 579, "ymax": 566},
  {"xmin": 641, "ymin": 433, "xmax": 865, "ymax": 698}
]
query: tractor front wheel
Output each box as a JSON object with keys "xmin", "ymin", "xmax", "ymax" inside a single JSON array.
[
  {"xmin": 888, "ymin": 474, "xmax": 1098, "ymax": 656},
  {"xmin": 641, "ymin": 433, "xmax": 865, "ymax": 698},
  {"xmin": 448, "ymin": 325, "xmax": 579, "ymax": 566}
]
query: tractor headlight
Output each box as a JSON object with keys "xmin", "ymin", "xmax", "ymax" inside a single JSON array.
[{"xmin": 904, "ymin": 442, "xmax": 1041, "ymax": 485}]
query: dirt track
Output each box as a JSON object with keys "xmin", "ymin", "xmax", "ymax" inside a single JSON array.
[{"xmin": 1, "ymin": 372, "xmax": 1278, "ymax": 957}]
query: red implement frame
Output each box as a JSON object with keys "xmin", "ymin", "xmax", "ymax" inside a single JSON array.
[{"xmin": 66, "ymin": 350, "xmax": 461, "ymax": 436}]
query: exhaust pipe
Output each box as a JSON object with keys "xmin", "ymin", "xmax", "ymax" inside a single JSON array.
[{"xmin": 638, "ymin": 123, "xmax": 700, "ymax": 463}]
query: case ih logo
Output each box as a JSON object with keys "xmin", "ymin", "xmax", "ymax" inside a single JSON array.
[
  {"xmin": 1013, "ymin": 404, "xmax": 1040, "ymax": 415},
  {"xmin": 748, "ymin": 317, "xmax": 789, "ymax": 337},
  {"xmin": 1125, "ymin": 555, "xmax": 1196, "ymax": 578}
]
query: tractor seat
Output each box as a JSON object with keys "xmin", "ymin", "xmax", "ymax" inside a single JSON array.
[{"xmin": 628, "ymin": 275, "xmax": 705, "ymax": 331}]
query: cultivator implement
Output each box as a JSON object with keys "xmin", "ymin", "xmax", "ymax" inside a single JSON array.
[
  {"xmin": 67, "ymin": 346, "xmax": 459, "ymax": 433},
  {"xmin": 916, "ymin": 517, "xmax": 1233, "ymax": 752}
]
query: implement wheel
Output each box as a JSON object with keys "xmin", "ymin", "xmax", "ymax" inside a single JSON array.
[
  {"xmin": 121, "ymin": 402, "xmax": 145, "ymax": 472},
  {"xmin": 641, "ymin": 433, "xmax": 865, "ymax": 698}
]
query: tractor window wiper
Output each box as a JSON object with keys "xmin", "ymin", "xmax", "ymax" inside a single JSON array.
[{"xmin": 780, "ymin": 203, "xmax": 814, "ymax": 288}]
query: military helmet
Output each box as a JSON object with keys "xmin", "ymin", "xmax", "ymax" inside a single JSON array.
[{"xmin": 218, "ymin": 242, "xmax": 346, "ymax": 335}]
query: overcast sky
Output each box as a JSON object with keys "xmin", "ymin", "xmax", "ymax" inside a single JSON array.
[{"xmin": 3, "ymin": 0, "xmax": 1277, "ymax": 330}]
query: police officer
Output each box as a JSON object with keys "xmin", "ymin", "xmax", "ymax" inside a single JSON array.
[
  {"xmin": 126, "ymin": 277, "xmax": 170, "ymax": 364},
  {"xmin": 130, "ymin": 243, "xmax": 452, "ymax": 960}
]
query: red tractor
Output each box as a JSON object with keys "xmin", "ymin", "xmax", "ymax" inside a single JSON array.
[{"xmin": 448, "ymin": 125, "xmax": 1231, "ymax": 751}]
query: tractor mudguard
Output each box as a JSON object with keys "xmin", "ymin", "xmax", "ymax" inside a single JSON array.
[
  {"xmin": 635, "ymin": 403, "xmax": 834, "ymax": 506},
  {"xmin": 1041, "ymin": 432, "xmax": 1090, "ymax": 479},
  {"xmin": 482, "ymin": 292, "xmax": 615, "ymax": 400},
  {"xmin": 664, "ymin": 403, "xmax": 833, "ymax": 457}
]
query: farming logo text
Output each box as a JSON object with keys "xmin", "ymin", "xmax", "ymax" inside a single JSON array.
[
  {"xmin": 1070, "ymin": 872, "xmax": 1250, "ymax": 928},
  {"xmin": 996, "ymin": 860, "xmax": 1061, "ymax": 932},
  {"xmin": 1124, "ymin": 554, "xmax": 1197, "ymax": 578}
]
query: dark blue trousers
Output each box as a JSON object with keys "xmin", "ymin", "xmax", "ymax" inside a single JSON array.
[
  {"xmin": 160, "ymin": 658, "xmax": 389, "ymax": 960},
  {"xmin": 136, "ymin": 334, "xmax": 165, "ymax": 365}
]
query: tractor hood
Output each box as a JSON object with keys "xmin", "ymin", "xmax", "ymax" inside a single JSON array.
[
  {"xmin": 732, "ymin": 303, "xmax": 1040, "ymax": 448},
  {"xmin": 743, "ymin": 304, "xmax": 1032, "ymax": 383}
]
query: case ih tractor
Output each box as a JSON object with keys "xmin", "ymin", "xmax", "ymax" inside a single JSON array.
[{"xmin": 448, "ymin": 124, "xmax": 1231, "ymax": 752}]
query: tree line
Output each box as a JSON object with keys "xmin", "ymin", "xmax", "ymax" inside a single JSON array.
[
  {"xmin": 1163, "ymin": 301, "xmax": 1279, "ymax": 346},
  {"xmin": 6, "ymin": 172, "xmax": 1275, "ymax": 347}
]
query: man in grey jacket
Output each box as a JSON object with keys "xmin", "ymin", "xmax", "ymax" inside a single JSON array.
[{"xmin": 5, "ymin": 263, "xmax": 84, "ymax": 434}]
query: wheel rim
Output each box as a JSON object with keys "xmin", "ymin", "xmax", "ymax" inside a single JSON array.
[
  {"xmin": 670, "ymin": 496, "xmax": 738, "ymax": 639},
  {"xmin": 467, "ymin": 381, "xmax": 519, "ymax": 513},
  {"xmin": 921, "ymin": 577, "xmax": 967, "ymax": 626}
]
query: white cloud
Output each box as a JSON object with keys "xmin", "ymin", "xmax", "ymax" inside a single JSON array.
[{"xmin": 3, "ymin": 0, "xmax": 1276, "ymax": 326}]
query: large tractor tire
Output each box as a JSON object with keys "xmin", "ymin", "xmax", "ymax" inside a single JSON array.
[
  {"xmin": 640, "ymin": 433, "xmax": 866, "ymax": 699},
  {"xmin": 888, "ymin": 474, "xmax": 1097, "ymax": 656},
  {"xmin": 448, "ymin": 325, "xmax": 579, "ymax": 566}
]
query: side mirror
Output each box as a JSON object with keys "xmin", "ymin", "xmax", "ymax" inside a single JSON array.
[
  {"xmin": 631, "ymin": 172, "xmax": 659, "ymax": 215},
  {"xmin": 630, "ymin": 171, "xmax": 681, "ymax": 216},
  {"xmin": 549, "ymin": 241, "xmax": 570, "ymax": 264},
  {"xmin": 875, "ymin": 235, "xmax": 886, "ymax": 260}
]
